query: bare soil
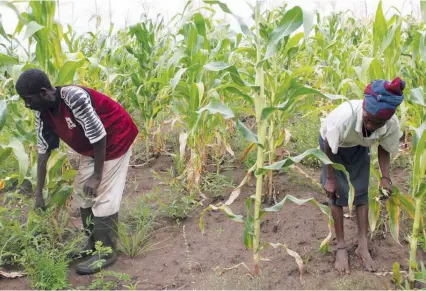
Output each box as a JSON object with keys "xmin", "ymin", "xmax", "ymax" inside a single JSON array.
[{"xmin": 1, "ymin": 154, "xmax": 421, "ymax": 290}]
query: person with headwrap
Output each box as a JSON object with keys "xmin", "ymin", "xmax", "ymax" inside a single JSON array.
[{"xmin": 319, "ymin": 77, "xmax": 405, "ymax": 274}]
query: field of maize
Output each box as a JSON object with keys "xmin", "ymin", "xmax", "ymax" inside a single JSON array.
[{"xmin": 0, "ymin": 0, "xmax": 425, "ymax": 289}]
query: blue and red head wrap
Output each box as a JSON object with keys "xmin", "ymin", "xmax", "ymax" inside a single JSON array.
[{"xmin": 363, "ymin": 77, "xmax": 405, "ymax": 120}]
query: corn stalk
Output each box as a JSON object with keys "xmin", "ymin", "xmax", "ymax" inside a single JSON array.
[
  {"xmin": 408, "ymin": 123, "xmax": 426, "ymax": 287},
  {"xmin": 252, "ymin": 2, "xmax": 267, "ymax": 274}
]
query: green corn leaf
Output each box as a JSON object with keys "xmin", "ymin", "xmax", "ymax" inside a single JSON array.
[
  {"xmin": 414, "ymin": 183, "xmax": 426, "ymax": 199},
  {"xmin": 373, "ymin": 1, "xmax": 387, "ymax": 52},
  {"xmin": 23, "ymin": 21, "xmax": 45, "ymax": 39},
  {"xmin": 225, "ymin": 86, "xmax": 254, "ymax": 106},
  {"xmin": 204, "ymin": 62, "xmax": 246, "ymax": 86},
  {"xmin": 237, "ymin": 119, "xmax": 259, "ymax": 145},
  {"xmin": 0, "ymin": 14, "xmax": 9, "ymax": 40},
  {"xmin": 257, "ymin": 148, "xmax": 355, "ymax": 210},
  {"xmin": 399, "ymin": 193, "xmax": 416, "ymax": 219},
  {"xmin": 204, "ymin": 62, "xmax": 230, "ymax": 71},
  {"xmin": 171, "ymin": 68, "xmax": 187, "ymax": 92},
  {"xmin": 197, "ymin": 99, "xmax": 234, "ymax": 119},
  {"xmin": 0, "ymin": 53, "xmax": 19, "ymax": 66},
  {"xmin": 392, "ymin": 262, "xmax": 402, "ymax": 285},
  {"xmin": 0, "ymin": 100, "xmax": 7, "ymax": 132},
  {"xmin": 421, "ymin": 0, "xmax": 426, "ymax": 24},
  {"xmin": 409, "ymin": 87, "xmax": 426, "ymax": 107},
  {"xmin": 302, "ymin": 8, "xmax": 313, "ymax": 40},
  {"xmin": 0, "ymin": 147, "xmax": 12, "ymax": 161},
  {"xmin": 381, "ymin": 23, "xmax": 398, "ymax": 53},
  {"xmin": 411, "ymin": 123, "xmax": 426, "ymax": 147},
  {"xmin": 261, "ymin": 87, "xmax": 348, "ymax": 121},
  {"xmin": 386, "ymin": 193, "xmax": 401, "ymax": 243},
  {"xmin": 283, "ymin": 32, "xmax": 304, "ymax": 57},
  {"xmin": 47, "ymin": 151, "xmax": 67, "ymax": 185},
  {"xmin": 193, "ymin": 13, "xmax": 207, "ymax": 37},
  {"xmin": 412, "ymin": 124, "xmax": 426, "ymax": 193},
  {"xmin": 368, "ymin": 193, "xmax": 381, "ymax": 232},
  {"xmin": 61, "ymin": 169, "xmax": 77, "ymax": 181},
  {"xmin": 261, "ymin": 100, "xmax": 291, "ymax": 121},
  {"xmin": 56, "ymin": 58, "xmax": 87, "ymax": 86},
  {"xmin": 265, "ymin": 6, "xmax": 303, "ymax": 59},
  {"xmin": 412, "ymin": 31, "xmax": 421, "ymax": 66},
  {"xmin": 47, "ymin": 185, "xmax": 73, "ymax": 209},
  {"xmin": 203, "ymin": 0, "xmax": 254, "ymax": 38},
  {"xmin": 0, "ymin": 138, "xmax": 28, "ymax": 185},
  {"xmin": 420, "ymin": 32, "xmax": 426, "ymax": 64},
  {"xmin": 369, "ymin": 58, "xmax": 384, "ymax": 81}
]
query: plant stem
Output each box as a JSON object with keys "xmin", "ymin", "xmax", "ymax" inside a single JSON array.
[
  {"xmin": 267, "ymin": 121, "xmax": 274, "ymax": 204},
  {"xmin": 408, "ymin": 197, "xmax": 423, "ymax": 287},
  {"xmin": 254, "ymin": 121, "xmax": 266, "ymax": 276},
  {"xmin": 253, "ymin": 0, "xmax": 266, "ymax": 276}
]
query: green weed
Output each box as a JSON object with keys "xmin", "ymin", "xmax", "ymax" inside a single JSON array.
[{"xmin": 118, "ymin": 196, "xmax": 160, "ymax": 257}]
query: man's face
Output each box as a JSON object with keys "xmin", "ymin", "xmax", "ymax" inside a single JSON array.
[
  {"xmin": 362, "ymin": 109, "xmax": 387, "ymax": 132},
  {"xmin": 20, "ymin": 88, "xmax": 54, "ymax": 111}
]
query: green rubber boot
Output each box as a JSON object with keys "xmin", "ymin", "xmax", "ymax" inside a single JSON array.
[
  {"xmin": 75, "ymin": 213, "xmax": 118, "ymax": 275},
  {"xmin": 68, "ymin": 207, "xmax": 95, "ymax": 259}
]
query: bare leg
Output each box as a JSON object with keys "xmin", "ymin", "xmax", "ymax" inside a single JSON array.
[
  {"xmin": 331, "ymin": 204, "xmax": 350, "ymax": 274},
  {"xmin": 355, "ymin": 204, "xmax": 377, "ymax": 271}
]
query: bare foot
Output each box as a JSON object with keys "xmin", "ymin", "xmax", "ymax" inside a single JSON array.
[
  {"xmin": 355, "ymin": 246, "xmax": 377, "ymax": 272},
  {"xmin": 335, "ymin": 248, "xmax": 350, "ymax": 274}
]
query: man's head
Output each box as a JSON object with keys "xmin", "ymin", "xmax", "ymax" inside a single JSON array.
[
  {"xmin": 15, "ymin": 69, "xmax": 56, "ymax": 111},
  {"xmin": 362, "ymin": 77, "xmax": 405, "ymax": 132}
]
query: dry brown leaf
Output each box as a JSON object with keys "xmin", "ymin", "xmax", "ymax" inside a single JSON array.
[
  {"xmin": 283, "ymin": 129, "xmax": 292, "ymax": 146},
  {"xmin": 269, "ymin": 243, "xmax": 304, "ymax": 285},
  {"xmin": 0, "ymin": 269, "xmax": 26, "ymax": 279},
  {"xmin": 224, "ymin": 141, "xmax": 235, "ymax": 156},
  {"xmin": 0, "ymin": 180, "xmax": 5, "ymax": 191},
  {"xmin": 179, "ymin": 132, "xmax": 188, "ymax": 158},
  {"xmin": 240, "ymin": 143, "xmax": 256, "ymax": 162},
  {"xmin": 225, "ymin": 164, "xmax": 256, "ymax": 206}
]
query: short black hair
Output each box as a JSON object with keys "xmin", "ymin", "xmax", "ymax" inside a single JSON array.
[{"xmin": 15, "ymin": 68, "xmax": 53, "ymax": 96}]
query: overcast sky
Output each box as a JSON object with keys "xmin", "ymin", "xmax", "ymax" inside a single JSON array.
[{"xmin": 0, "ymin": 0, "xmax": 422, "ymax": 35}]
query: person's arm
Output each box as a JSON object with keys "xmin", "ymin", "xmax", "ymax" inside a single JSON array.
[
  {"xmin": 323, "ymin": 137, "xmax": 336, "ymax": 179},
  {"xmin": 34, "ymin": 152, "xmax": 51, "ymax": 210},
  {"xmin": 34, "ymin": 112, "xmax": 59, "ymax": 210},
  {"xmin": 83, "ymin": 136, "xmax": 106, "ymax": 197},
  {"xmin": 378, "ymin": 144, "xmax": 392, "ymax": 195},
  {"xmin": 322, "ymin": 137, "xmax": 339, "ymax": 198}
]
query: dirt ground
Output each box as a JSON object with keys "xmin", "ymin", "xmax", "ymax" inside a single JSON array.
[{"xmin": 1, "ymin": 154, "xmax": 421, "ymax": 290}]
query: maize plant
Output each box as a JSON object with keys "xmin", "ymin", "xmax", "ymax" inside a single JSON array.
[
  {"xmin": 407, "ymin": 123, "xmax": 426, "ymax": 287},
  {"xmin": 126, "ymin": 15, "xmax": 174, "ymax": 162},
  {"xmin": 200, "ymin": 0, "xmax": 356, "ymax": 277}
]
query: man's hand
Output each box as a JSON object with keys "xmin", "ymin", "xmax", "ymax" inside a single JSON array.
[
  {"xmin": 379, "ymin": 177, "xmax": 392, "ymax": 199},
  {"xmin": 34, "ymin": 194, "xmax": 46, "ymax": 211},
  {"xmin": 84, "ymin": 174, "xmax": 102, "ymax": 197},
  {"xmin": 324, "ymin": 175, "xmax": 339, "ymax": 199}
]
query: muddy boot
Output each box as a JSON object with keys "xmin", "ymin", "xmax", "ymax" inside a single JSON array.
[
  {"xmin": 75, "ymin": 213, "xmax": 118, "ymax": 275},
  {"xmin": 68, "ymin": 207, "xmax": 95, "ymax": 259}
]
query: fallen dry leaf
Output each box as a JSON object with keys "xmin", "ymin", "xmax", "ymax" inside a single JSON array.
[{"xmin": 0, "ymin": 268, "xmax": 26, "ymax": 279}]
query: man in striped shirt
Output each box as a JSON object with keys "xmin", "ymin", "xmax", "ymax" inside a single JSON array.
[{"xmin": 16, "ymin": 69, "xmax": 139, "ymax": 275}]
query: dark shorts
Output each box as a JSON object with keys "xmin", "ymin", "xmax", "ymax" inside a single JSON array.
[{"xmin": 319, "ymin": 136, "xmax": 370, "ymax": 207}]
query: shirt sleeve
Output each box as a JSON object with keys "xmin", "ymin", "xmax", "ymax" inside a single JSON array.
[
  {"xmin": 379, "ymin": 120, "xmax": 401, "ymax": 154},
  {"xmin": 35, "ymin": 111, "xmax": 59, "ymax": 154},
  {"xmin": 320, "ymin": 102, "xmax": 357, "ymax": 154},
  {"xmin": 321, "ymin": 116, "xmax": 346, "ymax": 155},
  {"xmin": 60, "ymin": 86, "xmax": 106, "ymax": 144}
]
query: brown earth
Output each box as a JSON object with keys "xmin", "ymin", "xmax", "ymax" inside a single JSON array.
[{"xmin": 0, "ymin": 154, "xmax": 421, "ymax": 290}]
